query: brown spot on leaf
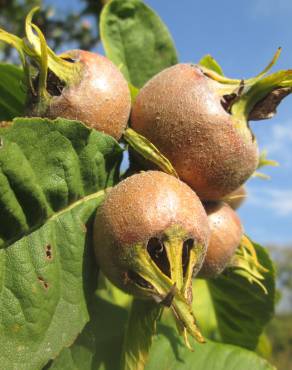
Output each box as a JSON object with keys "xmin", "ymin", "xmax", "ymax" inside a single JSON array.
[
  {"xmin": 45, "ymin": 245, "xmax": 52, "ymax": 260},
  {"xmin": 38, "ymin": 276, "xmax": 49, "ymax": 289}
]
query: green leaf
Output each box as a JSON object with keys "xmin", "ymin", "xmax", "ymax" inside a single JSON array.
[
  {"xmin": 207, "ymin": 242, "xmax": 275, "ymax": 350},
  {"xmin": 145, "ymin": 327, "xmax": 275, "ymax": 370},
  {"xmin": 45, "ymin": 297, "xmax": 128, "ymax": 370},
  {"xmin": 48, "ymin": 296, "xmax": 274, "ymax": 370},
  {"xmin": 123, "ymin": 128, "xmax": 178, "ymax": 178},
  {"xmin": 0, "ymin": 117, "xmax": 123, "ymax": 248},
  {"xmin": 100, "ymin": 0, "xmax": 178, "ymax": 88},
  {"xmin": 45, "ymin": 279, "xmax": 130, "ymax": 370},
  {"xmin": 0, "ymin": 117, "xmax": 123, "ymax": 370},
  {"xmin": 192, "ymin": 279, "xmax": 219, "ymax": 340},
  {"xmin": 121, "ymin": 299, "xmax": 161, "ymax": 370},
  {"xmin": 0, "ymin": 64, "xmax": 26, "ymax": 120},
  {"xmin": 198, "ymin": 55, "xmax": 224, "ymax": 76},
  {"xmin": 2, "ymin": 195, "xmax": 101, "ymax": 370}
]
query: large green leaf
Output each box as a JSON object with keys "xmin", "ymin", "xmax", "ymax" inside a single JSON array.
[
  {"xmin": 100, "ymin": 0, "xmax": 178, "ymax": 88},
  {"xmin": 0, "ymin": 117, "xmax": 122, "ymax": 248},
  {"xmin": 0, "ymin": 117, "xmax": 123, "ymax": 370},
  {"xmin": 2, "ymin": 196, "xmax": 101, "ymax": 370},
  {"xmin": 46, "ymin": 279, "xmax": 129, "ymax": 370},
  {"xmin": 46, "ymin": 296, "xmax": 128, "ymax": 370},
  {"xmin": 44, "ymin": 241, "xmax": 275, "ymax": 370},
  {"xmin": 145, "ymin": 328, "xmax": 275, "ymax": 370},
  {"xmin": 208, "ymin": 242, "xmax": 275, "ymax": 350},
  {"xmin": 192, "ymin": 279, "xmax": 219, "ymax": 340},
  {"xmin": 0, "ymin": 64, "xmax": 26, "ymax": 120},
  {"xmin": 47, "ymin": 289, "xmax": 274, "ymax": 370}
]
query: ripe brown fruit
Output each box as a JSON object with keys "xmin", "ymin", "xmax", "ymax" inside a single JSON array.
[
  {"xmin": 28, "ymin": 50, "xmax": 131, "ymax": 140},
  {"xmin": 131, "ymin": 64, "xmax": 259, "ymax": 200},
  {"xmin": 94, "ymin": 170, "xmax": 209, "ymax": 296},
  {"xmin": 198, "ymin": 202, "xmax": 243, "ymax": 278},
  {"xmin": 93, "ymin": 170, "xmax": 210, "ymax": 341},
  {"xmin": 0, "ymin": 9, "xmax": 131, "ymax": 140}
]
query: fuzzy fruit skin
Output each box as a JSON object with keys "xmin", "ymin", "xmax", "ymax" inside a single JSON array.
[
  {"xmin": 198, "ymin": 202, "xmax": 243, "ymax": 278},
  {"xmin": 131, "ymin": 64, "xmax": 259, "ymax": 200},
  {"xmin": 222, "ymin": 185, "xmax": 247, "ymax": 210},
  {"xmin": 30, "ymin": 50, "xmax": 131, "ymax": 140},
  {"xmin": 94, "ymin": 171, "xmax": 210, "ymax": 297}
]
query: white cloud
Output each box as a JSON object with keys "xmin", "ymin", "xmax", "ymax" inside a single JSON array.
[
  {"xmin": 252, "ymin": 0, "xmax": 292, "ymax": 16},
  {"xmin": 247, "ymin": 187, "xmax": 292, "ymax": 216},
  {"xmin": 259, "ymin": 122, "xmax": 292, "ymax": 168},
  {"xmin": 265, "ymin": 123, "xmax": 292, "ymax": 152}
]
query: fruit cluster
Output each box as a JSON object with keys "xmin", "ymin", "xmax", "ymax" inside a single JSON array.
[{"xmin": 1, "ymin": 7, "xmax": 290, "ymax": 345}]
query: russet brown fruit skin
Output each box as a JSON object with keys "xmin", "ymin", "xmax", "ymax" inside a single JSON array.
[
  {"xmin": 30, "ymin": 50, "xmax": 131, "ymax": 140},
  {"xmin": 94, "ymin": 171, "xmax": 210, "ymax": 296},
  {"xmin": 198, "ymin": 202, "xmax": 243, "ymax": 278},
  {"xmin": 222, "ymin": 185, "xmax": 247, "ymax": 210},
  {"xmin": 131, "ymin": 64, "xmax": 259, "ymax": 200}
]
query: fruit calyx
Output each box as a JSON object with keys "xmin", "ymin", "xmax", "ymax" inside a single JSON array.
[
  {"xmin": 252, "ymin": 149, "xmax": 279, "ymax": 180},
  {"xmin": 227, "ymin": 235, "xmax": 269, "ymax": 293},
  {"xmin": 124, "ymin": 225, "xmax": 205, "ymax": 343},
  {"xmin": 0, "ymin": 7, "xmax": 81, "ymax": 114},
  {"xmin": 199, "ymin": 48, "xmax": 292, "ymax": 133}
]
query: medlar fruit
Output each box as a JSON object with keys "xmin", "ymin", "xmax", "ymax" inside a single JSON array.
[
  {"xmin": 131, "ymin": 61, "xmax": 291, "ymax": 199},
  {"xmin": 0, "ymin": 8, "xmax": 131, "ymax": 140},
  {"xmin": 198, "ymin": 202, "xmax": 243, "ymax": 278},
  {"xmin": 94, "ymin": 170, "xmax": 210, "ymax": 341},
  {"xmin": 29, "ymin": 49, "xmax": 131, "ymax": 140}
]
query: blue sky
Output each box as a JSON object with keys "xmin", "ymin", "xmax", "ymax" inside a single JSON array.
[{"xmin": 46, "ymin": 0, "xmax": 292, "ymax": 246}]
